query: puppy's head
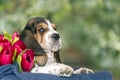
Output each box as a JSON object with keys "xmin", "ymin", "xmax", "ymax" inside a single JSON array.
[
  {"xmin": 21, "ymin": 17, "xmax": 61, "ymax": 53},
  {"xmin": 20, "ymin": 17, "xmax": 61, "ymax": 65},
  {"xmin": 26, "ymin": 17, "xmax": 61, "ymax": 53}
]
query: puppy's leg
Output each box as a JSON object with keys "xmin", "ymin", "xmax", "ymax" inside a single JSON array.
[
  {"xmin": 31, "ymin": 63, "xmax": 74, "ymax": 77},
  {"xmin": 47, "ymin": 63, "xmax": 74, "ymax": 77},
  {"xmin": 73, "ymin": 67, "xmax": 94, "ymax": 74}
]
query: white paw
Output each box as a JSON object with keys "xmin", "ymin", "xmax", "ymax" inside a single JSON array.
[
  {"xmin": 73, "ymin": 67, "xmax": 94, "ymax": 74},
  {"xmin": 49, "ymin": 63, "xmax": 74, "ymax": 77}
]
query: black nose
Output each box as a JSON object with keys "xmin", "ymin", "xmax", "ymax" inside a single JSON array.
[{"xmin": 51, "ymin": 33, "xmax": 60, "ymax": 40}]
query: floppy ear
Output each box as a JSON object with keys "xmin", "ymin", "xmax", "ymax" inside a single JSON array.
[
  {"xmin": 20, "ymin": 19, "xmax": 45, "ymax": 55},
  {"xmin": 20, "ymin": 19, "xmax": 47, "ymax": 66},
  {"xmin": 54, "ymin": 50, "xmax": 61, "ymax": 63}
]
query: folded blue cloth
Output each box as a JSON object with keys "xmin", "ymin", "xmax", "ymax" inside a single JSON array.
[{"xmin": 0, "ymin": 63, "xmax": 112, "ymax": 80}]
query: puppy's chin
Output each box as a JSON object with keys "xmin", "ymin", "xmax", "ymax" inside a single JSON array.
[
  {"xmin": 43, "ymin": 45, "xmax": 61, "ymax": 53},
  {"xmin": 41, "ymin": 38, "xmax": 61, "ymax": 53},
  {"xmin": 51, "ymin": 44, "xmax": 61, "ymax": 52},
  {"xmin": 42, "ymin": 42, "xmax": 61, "ymax": 53}
]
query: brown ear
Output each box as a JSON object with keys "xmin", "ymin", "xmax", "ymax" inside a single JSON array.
[
  {"xmin": 20, "ymin": 29, "xmax": 48, "ymax": 66},
  {"xmin": 20, "ymin": 18, "xmax": 45, "ymax": 55}
]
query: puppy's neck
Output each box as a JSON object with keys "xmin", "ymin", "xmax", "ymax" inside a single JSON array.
[{"xmin": 45, "ymin": 51, "xmax": 56, "ymax": 66}]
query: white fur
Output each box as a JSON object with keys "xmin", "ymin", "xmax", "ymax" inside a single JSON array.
[
  {"xmin": 45, "ymin": 19, "xmax": 53, "ymax": 30},
  {"xmin": 31, "ymin": 52, "xmax": 74, "ymax": 77}
]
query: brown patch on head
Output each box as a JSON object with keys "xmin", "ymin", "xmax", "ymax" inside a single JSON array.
[
  {"xmin": 34, "ymin": 22, "xmax": 49, "ymax": 46},
  {"xmin": 51, "ymin": 23, "xmax": 57, "ymax": 30}
]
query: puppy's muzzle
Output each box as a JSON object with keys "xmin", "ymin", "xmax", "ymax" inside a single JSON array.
[{"xmin": 51, "ymin": 33, "xmax": 60, "ymax": 41}]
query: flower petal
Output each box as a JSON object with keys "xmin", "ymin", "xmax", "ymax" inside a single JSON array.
[
  {"xmin": 12, "ymin": 31, "xmax": 20, "ymax": 45},
  {"xmin": 0, "ymin": 41, "xmax": 13, "ymax": 65},
  {"xmin": 21, "ymin": 49, "xmax": 34, "ymax": 71},
  {"xmin": 13, "ymin": 40, "xmax": 26, "ymax": 58},
  {"xmin": 0, "ymin": 35, "xmax": 4, "ymax": 41}
]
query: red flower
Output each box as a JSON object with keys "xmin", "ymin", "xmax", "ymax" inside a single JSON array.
[
  {"xmin": 13, "ymin": 40, "xmax": 26, "ymax": 58},
  {"xmin": 0, "ymin": 39, "xmax": 13, "ymax": 65},
  {"xmin": 0, "ymin": 35, "xmax": 4, "ymax": 41},
  {"xmin": 0, "ymin": 31, "xmax": 35, "ymax": 72},
  {"xmin": 17, "ymin": 49, "xmax": 34, "ymax": 72},
  {"xmin": 12, "ymin": 31, "xmax": 20, "ymax": 44}
]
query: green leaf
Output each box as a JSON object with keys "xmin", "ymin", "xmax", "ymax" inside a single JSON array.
[
  {"xmin": 16, "ymin": 54, "xmax": 22, "ymax": 72},
  {"xmin": 0, "ymin": 46, "xmax": 3, "ymax": 53},
  {"xmin": 12, "ymin": 37, "xmax": 19, "ymax": 45},
  {"xmin": 34, "ymin": 58, "xmax": 37, "ymax": 63},
  {"xmin": 12, "ymin": 48, "xmax": 17, "ymax": 62},
  {"xmin": 4, "ymin": 30, "xmax": 12, "ymax": 43}
]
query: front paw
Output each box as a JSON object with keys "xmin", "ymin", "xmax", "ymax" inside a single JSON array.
[
  {"xmin": 73, "ymin": 67, "xmax": 94, "ymax": 74},
  {"xmin": 49, "ymin": 64, "xmax": 74, "ymax": 77}
]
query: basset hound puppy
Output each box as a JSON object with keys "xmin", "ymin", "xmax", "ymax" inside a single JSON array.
[{"xmin": 20, "ymin": 17, "xmax": 93, "ymax": 77}]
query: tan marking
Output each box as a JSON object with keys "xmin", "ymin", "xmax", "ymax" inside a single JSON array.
[
  {"xmin": 36, "ymin": 23, "xmax": 48, "ymax": 29},
  {"xmin": 35, "ymin": 54, "xmax": 47, "ymax": 66},
  {"xmin": 34, "ymin": 22, "xmax": 49, "ymax": 48},
  {"xmin": 51, "ymin": 23, "xmax": 56, "ymax": 30}
]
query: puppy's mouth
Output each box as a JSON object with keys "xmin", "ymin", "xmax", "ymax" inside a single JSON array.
[
  {"xmin": 43, "ymin": 40, "xmax": 61, "ymax": 53},
  {"xmin": 43, "ymin": 43, "xmax": 61, "ymax": 53},
  {"xmin": 51, "ymin": 43, "xmax": 61, "ymax": 51}
]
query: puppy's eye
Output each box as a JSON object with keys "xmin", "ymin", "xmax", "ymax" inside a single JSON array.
[{"xmin": 39, "ymin": 28, "xmax": 45, "ymax": 32}]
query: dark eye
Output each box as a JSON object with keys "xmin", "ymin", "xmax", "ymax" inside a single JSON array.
[{"xmin": 39, "ymin": 28, "xmax": 44, "ymax": 32}]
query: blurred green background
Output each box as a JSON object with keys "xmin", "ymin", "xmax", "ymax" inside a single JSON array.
[{"xmin": 0, "ymin": 0, "xmax": 120, "ymax": 79}]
